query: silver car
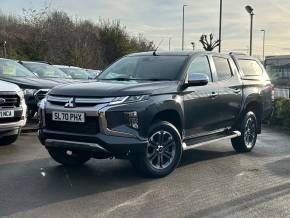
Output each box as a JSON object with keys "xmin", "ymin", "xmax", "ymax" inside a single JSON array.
[{"xmin": 0, "ymin": 80, "xmax": 27, "ymax": 145}]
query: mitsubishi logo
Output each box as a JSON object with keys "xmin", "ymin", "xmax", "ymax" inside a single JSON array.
[
  {"xmin": 0, "ymin": 98, "xmax": 6, "ymax": 105},
  {"xmin": 64, "ymin": 97, "xmax": 76, "ymax": 108}
]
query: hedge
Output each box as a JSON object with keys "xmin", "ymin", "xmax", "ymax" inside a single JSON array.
[{"xmin": 270, "ymin": 98, "xmax": 290, "ymax": 130}]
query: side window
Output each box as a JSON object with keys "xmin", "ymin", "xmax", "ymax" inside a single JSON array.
[
  {"xmin": 213, "ymin": 57, "xmax": 233, "ymax": 81},
  {"xmin": 238, "ymin": 59, "xmax": 263, "ymax": 76},
  {"xmin": 187, "ymin": 56, "xmax": 212, "ymax": 81}
]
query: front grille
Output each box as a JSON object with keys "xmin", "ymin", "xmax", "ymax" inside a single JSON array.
[
  {"xmin": 35, "ymin": 89, "xmax": 49, "ymax": 101},
  {"xmin": 47, "ymin": 95, "xmax": 113, "ymax": 107},
  {"xmin": 45, "ymin": 114, "xmax": 99, "ymax": 134},
  {"xmin": 0, "ymin": 94, "xmax": 20, "ymax": 108}
]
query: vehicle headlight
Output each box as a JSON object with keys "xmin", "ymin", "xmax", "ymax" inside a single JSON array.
[
  {"xmin": 109, "ymin": 95, "xmax": 149, "ymax": 105},
  {"xmin": 23, "ymin": 89, "xmax": 36, "ymax": 96}
]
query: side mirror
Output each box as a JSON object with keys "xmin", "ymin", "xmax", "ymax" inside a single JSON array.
[{"xmin": 186, "ymin": 73, "xmax": 209, "ymax": 87}]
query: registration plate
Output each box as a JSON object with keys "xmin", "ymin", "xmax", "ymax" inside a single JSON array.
[
  {"xmin": 0, "ymin": 110, "xmax": 14, "ymax": 118},
  {"xmin": 52, "ymin": 111, "xmax": 85, "ymax": 123}
]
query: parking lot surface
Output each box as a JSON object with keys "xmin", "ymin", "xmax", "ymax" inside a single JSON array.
[{"xmin": 0, "ymin": 125, "xmax": 290, "ymax": 218}]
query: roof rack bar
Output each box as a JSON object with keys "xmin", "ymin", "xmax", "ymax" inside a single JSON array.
[{"xmin": 229, "ymin": 52, "xmax": 247, "ymax": 56}]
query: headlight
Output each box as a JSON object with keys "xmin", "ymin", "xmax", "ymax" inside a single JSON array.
[
  {"xmin": 23, "ymin": 89, "xmax": 36, "ymax": 96},
  {"xmin": 109, "ymin": 95, "xmax": 149, "ymax": 105}
]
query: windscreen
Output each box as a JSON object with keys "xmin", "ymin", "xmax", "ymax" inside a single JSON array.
[
  {"xmin": 0, "ymin": 59, "xmax": 37, "ymax": 78},
  {"xmin": 98, "ymin": 55, "xmax": 187, "ymax": 81},
  {"xmin": 23, "ymin": 62, "xmax": 69, "ymax": 79},
  {"xmin": 60, "ymin": 68, "xmax": 89, "ymax": 79}
]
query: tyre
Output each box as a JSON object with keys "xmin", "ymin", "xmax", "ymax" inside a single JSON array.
[
  {"xmin": 47, "ymin": 147, "xmax": 90, "ymax": 166},
  {"xmin": 131, "ymin": 121, "xmax": 182, "ymax": 178},
  {"xmin": 231, "ymin": 111, "xmax": 258, "ymax": 153},
  {"xmin": 0, "ymin": 134, "xmax": 18, "ymax": 146}
]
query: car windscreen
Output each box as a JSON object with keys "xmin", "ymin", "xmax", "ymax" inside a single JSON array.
[
  {"xmin": 98, "ymin": 55, "xmax": 188, "ymax": 81},
  {"xmin": 23, "ymin": 62, "xmax": 69, "ymax": 79},
  {"xmin": 60, "ymin": 68, "xmax": 89, "ymax": 79},
  {"xmin": 0, "ymin": 59, "xmax": 37, "ymax": 78}
]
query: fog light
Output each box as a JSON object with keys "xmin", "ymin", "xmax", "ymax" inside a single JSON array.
[{"xmin": 124, "ymin": 111, "xmax": 139, "ymax": 129}]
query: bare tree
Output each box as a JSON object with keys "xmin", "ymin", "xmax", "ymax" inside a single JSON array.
[
  {"xmin": 199, "ymin": 34, "xmax": 220, "ymax": 51},
  {"xmin": 0, "ymin": 9, "xmax": 155, "ymax": 68}
]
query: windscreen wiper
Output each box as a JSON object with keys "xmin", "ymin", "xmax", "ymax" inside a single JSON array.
[
  {"xmin": 101, "ymin": 78, "xmax": 135, "ymax": 81},
  {"xmin": 143, "ymin": 79, "xmax": 170, "ymax": 81}
]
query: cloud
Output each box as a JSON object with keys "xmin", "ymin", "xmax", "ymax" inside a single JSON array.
[{"xmin": 1, "ymin": 0, "xmax": 290, "ymax": 55}]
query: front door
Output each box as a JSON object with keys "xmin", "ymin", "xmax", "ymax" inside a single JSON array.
[{"xmin": 183, "ymin": 55, "xmax": 221, "ymax": 138}]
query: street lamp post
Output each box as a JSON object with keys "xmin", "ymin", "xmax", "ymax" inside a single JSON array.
[
  {"xmin": 182, "ymin": 4, "xmax": 188, "ymax": 50},
  {"xmin": 169, "ymin": 37, "xmax": 171, "ymax": 51},
  {"xmin": 245, "ymin": 5, "xmax": 254, "ymax": 56},
  {"xmin": 260, "ymin": 29, "xmax": 266, "ymax": 61},
  {"xmin": 218, "ymin": 0, "xmax": 223, "ymax": 53}
]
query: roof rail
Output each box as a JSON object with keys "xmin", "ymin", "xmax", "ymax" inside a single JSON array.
[{"xmin": 229, "ymin": 52, "xmax": 247, "ymax": 56}]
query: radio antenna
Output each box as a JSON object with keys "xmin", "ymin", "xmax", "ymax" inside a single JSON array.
[{"xmin": 153, "ymin": 39, "xmax": 164, "ymax": 56}]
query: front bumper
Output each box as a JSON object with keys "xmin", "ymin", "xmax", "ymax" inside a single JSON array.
[
  {"xmin": 0, "ymin": 119, "xmax": 26, "ymax": 137},
  {"xmin": 39, "ymin": 129, "xmax": 148, "ymax": 157},
  {"xmin": 0, "ymin": 119, "xmax": 26, "ymax": 130},
  {"xmin": 38, "ymin": 97, "xmax": 151, "ymax": 157}
]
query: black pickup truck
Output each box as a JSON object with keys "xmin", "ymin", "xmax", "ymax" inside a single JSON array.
[{"xmin": 38, "ymin": 51, "xmax": 272, "ymax": 177}]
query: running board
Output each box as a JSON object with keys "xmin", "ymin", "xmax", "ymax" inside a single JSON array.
[{"xmin": 182, "ymin": 131, "xmax": 241, "ymax": 151}]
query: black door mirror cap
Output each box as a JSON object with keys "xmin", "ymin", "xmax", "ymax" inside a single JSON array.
[{"xmin": 184, "ymin": 73, "xmax": 209, "ymax": 88}]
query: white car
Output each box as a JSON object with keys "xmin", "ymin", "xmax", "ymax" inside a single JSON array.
[{"xmin": 0, "ymin": 80, "xmax": 27, "ymax": 145}]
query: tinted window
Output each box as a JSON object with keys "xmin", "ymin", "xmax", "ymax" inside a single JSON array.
[
  {"xmin": 99, "ymin": 56, "xmax": 187, "ymax": 81},
  {"xmin": 213, "ymin": 57, "xmax": 232, "ymax": 81},
  {"xmin": 238, "ymin": 59, "xmax": 263, "ymax": 76},
  {"xmin": 187, "ymin": 56, "xmax": 212, "ymax": 81}
]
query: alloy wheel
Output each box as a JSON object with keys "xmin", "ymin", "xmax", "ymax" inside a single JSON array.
[
  {"xmin": 244, "ymin": 117, "xmax": 257, "ymax": 148},
  {"xmin": 146, "ymin": 130, "xmax": 176, "ymax": 170}
]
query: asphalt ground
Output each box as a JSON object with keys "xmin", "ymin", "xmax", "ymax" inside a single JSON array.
[{"xmin": 0, "ymin": 125, "xmax": 290, "ymax": 218}]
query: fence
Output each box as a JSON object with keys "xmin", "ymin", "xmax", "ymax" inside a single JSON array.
[{"xmin": 274, "ymin": 87, "xmax": 290, "ymax": 99}]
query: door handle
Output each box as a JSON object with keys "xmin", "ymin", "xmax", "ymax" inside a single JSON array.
[{"xmin": 209, "ymin": 92, "xmax": 218, "ymax": 98}]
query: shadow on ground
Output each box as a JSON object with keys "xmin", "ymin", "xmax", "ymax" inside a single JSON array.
[
  {"xmin": 180, "ymin": 149, "xmax": 236, "ymax": 167},
  {"xmin": 184, "ymin": 182, "xmax": 290, "ymax": 218},
  {"xmin": 0, "ymin": 148, "xmax": 236, "ymax": 216}
]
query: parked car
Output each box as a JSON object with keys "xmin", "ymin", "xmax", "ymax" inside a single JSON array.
[
  {"xmin": 85, "ymin": 69, "xmax": 101, "ymax": 80},
  {"xmin": 0, "ymin": 58, "xmax": 61, "ymax": 118},
  {"xmin": 0, "ymin": 80, "xmax": 27, "ymax": 145},
  {"xmin": 19, "ymin": 61, "xmax": 74, "ymax": 83},
  {"xmin": 54, "ymin": 65, "xmax": 91, "ymax": 80},
  {"xmin": 38, "ymin": 51, "xmax": 272, "ymax": 177}
]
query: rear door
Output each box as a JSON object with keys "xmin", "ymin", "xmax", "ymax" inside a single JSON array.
[{"xmin": 210, "ymin": 55, "xmax": 243, "ymax": 128}]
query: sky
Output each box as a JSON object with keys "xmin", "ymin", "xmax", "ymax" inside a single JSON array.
[{"xmin": 1, "ymin": 0, "xmax": 290, "ymax": 57}]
